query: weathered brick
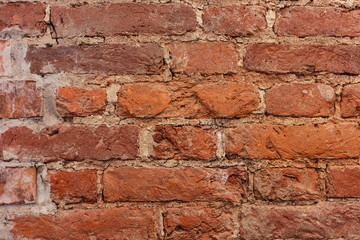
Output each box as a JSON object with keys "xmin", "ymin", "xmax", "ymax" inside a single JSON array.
[
  {"xmin": 0, "ymin": 167, "xmax": 36, "ymax": 205},
  {"xmin": 203, "ymin": 6, "xmax": 267, "ymax": 36},
  {"xmin": 327, "ymin": 166, "xmax": 360, "ymax": 198},
  {"xmin": 240, "ymin": 203, "xmax": 360, "ymax": 239},
  {"xmin": 0, "ymin": 40, "xmax": 11, "ymax": 75},
  {"xmin": 169, "ymin": 42, "xmax": 237, "ymax": 75},
  {"xmin": 117, "ymin": 82, "xmax": 258, "ymax": 118},
  {"xmin": 164, "ymin": 207, "xmax": 235, "ymax": 239},
  {"xmin": 245, "ymin": 44, "xmax": 360, "ymax": 74},
  {"xmin": 103, "ymin": 167, "xmax": 247, "ymax": 202},
  {"xmin": 341, "ymin": 84, "xmax": 360, "ymax": 117},
  {"xmin": 0, "ymin": 2, "xmax": 46, "ymax": 36},
  {"xmin": 225, "ymin": 124, "xmax": 360, "ymax": 160},
  {"xmin": 153, "ymin": 126, "xmax": 217, "ymax": 160},
  {"xmin": 1, "ymin": 125, "xmax": 139, "ymax": 162},
  {"xmin": 52, "ymin": 3, "xmax": 196, "ymax": 37},
  {"xmin": 26, "ymin": 44, "xmax": 164, "ymax": 75},
  {"xmin": 47, "ymin": 170, "xmax": 97, "ymax": 204},
  {"xmin": 11, "ymin": 207, "xmax": 156, "ymax": 240},
  {"xmin": 254, "ymin": 168, "xmax": 320, "ymax": 201},
  {"xmin": 265, "ymin": 84, "xmax": 335, "ymax": 117},
  {"xmin": 56, "ymin": 86, "xmax": 107, "ymax": 117},
  {"xmin": 0, "ymin": 81, "xmax": 42, "ymax": 118},
  {"xmin": 275, "ymin": 7, "xmax": 360, "ymax": 37}
]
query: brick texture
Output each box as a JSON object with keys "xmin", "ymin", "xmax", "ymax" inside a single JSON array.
[
  {"xmin": 0, "ymin": 40, "xmax": 11, "ymax": 75},
  {"xmin": 0, "ymin": 81, "xmax": 42, "ymax": 118},
  {"xmin": 275, "ymin": 7, "xmax": 360, "ymax": 37},
  {"xmin": 1, "ymin": 125, "xmax": 139, "ymax": 162},
  {"xmin": 11, "ymin": 207, "xmax": 156, "ymax": 240},
  {"xmin": 103, "ymin": 167, "xmax": 247, "ymax": 202},
  {"xmin": 52, "ymin": 3, "xmax": 196, "ymax": 37},
  {"xmin": 327, "ymin": 166, "xmax": 360, "ymax": 198},
  {"xmin": 0, "ymin": 167, "xmax": 36, "ymax": 205},
  {"xmin": 341, "ymin": 84, "xmax": 360, "ymax": 117}
]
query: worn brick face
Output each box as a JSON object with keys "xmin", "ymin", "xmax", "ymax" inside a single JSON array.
[
  {"xmin": 153, "ymin": 125, "xmax": 217, "ymax": 160},
  {"xmin": 52, "ymin": 3, "xmax": 196, "ymax": 37},
  {"xmin": 164, "ymin": 207, "xmax": 235, "ymax": 239},
  {"xmin": 47, "ymin": 170, "xmax": 97, "ymax": 204},
  {"xmin": 117, "ymin": 82, "xmax": 258, "ymax": 118},
  {"xmin": 0, "ymin": 81, "xmax": 42, "ymax": 118},
  {"xmin": 26, "ymin": 44, "xmax": 164, "ymax": 75},
  {"xmin": 254, "ymin": 168, "xmax": 320, "ymax": 201},
  {"xmin": 103, "ymin": 167, "xmax": 247, "ymax": 202},
  {"xmin": 169, "ymin": 42, "xmax": 238, "ymax": 75},
  {"xmin": 245, "ymin": 44, "xmax": 360, "ymax": 74},
  {"xmin": 341, "ymin": 83, "xmax": 360, "ymax": 117},
  {"xmin": 203, "ymin": 6, "xmax": 267, "ymax": 36},
  {"xmin": 56, "ymin": 86, "xmax": 107, "ymax": 117},
  {"xmin": 0, "ymin": 2, "xmax": 46, "ymax": 36},
  {"xmin": 225, "ymin": 124, "xmax": 360, "ymax": 160},
  {"xmin": 265, "ymin": 84, "xmax": 335, "ymax": 117},
  {"xmin": 275, "ymin": 7, "xmax": 360, "ymax": 37},
  {"xmin": 327, "ymin": 166, "xmax": 360, "ymax": 198},
  {"xmin": 0, "ymin": 167, "xmax": 36, "ymax": 205},
  {"xmin": 1, "ymin": 125, "xmax": 139, "ymax": 162},
  {"xmin": 11, "ymin": 207, "xmax": 156, "ymax": 240},
  {"xmin": 0, "ymin": 40, "xmax": 11, "ymax": 75}
]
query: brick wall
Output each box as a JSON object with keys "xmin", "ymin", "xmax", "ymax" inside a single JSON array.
[{"xmin": 1, "ymin": 0, "xmax": 360, "ymax": 239}]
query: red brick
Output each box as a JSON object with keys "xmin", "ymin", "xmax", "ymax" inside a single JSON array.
[
  {"xmin": 0, "ymin": 3, "xmax": 46, "ymax": 36},
  {"xmin": 11, "ymin": 207, "xmax": 156, "ymax": 240},
  {"xmin": 275, "ymin": 7, "xmax": 360, "ymax": 37},
  {"xmin": 47, "ymin": 170, "xmax": 97, "ymax": 204},
  {"xmin": 265, "ymin": 84, "xmax": 335, "ymax": 117},
  {"xmin": 169, "ymin": 42, "xmax": 237, "ymax": 75},
  {"xmin": 153, "ymin": 126, "xmax": 217, "ymax": 160},
  {"xmin": 0, "ymin": 40, "xmax": 11, "ymax": 75},
  {"xmin": 240, "ymin": 202, "xmax": 360, "ymax": 239},
  {"xmin": 341, "ymin": 84, "xmax": 360, "ymax": 117},
  {"xmin": 0, "ymin": 81, "xmax": 42, "ymax": 118},
  {"xmin": 164, "ymin": 207, "xmax": 235, "ymax": 239},
  {"xmin": 26, "ymin": 44, "xmax": 163, "ymax": 75},
  {"xmin": 1, "ymin": 125, "xmax": 139, "ymax": 162},
  {"xmin": 103, "ymin": 167, "xmax": 247, "ymax": 202},
  {"xmin": 56, "ymin": 86, "xmax": 107, "ymax": 117},
  {"xmin": 245, "ymin": 44, "xmax": 360, "ymax": 74},
  {"xmin": 254, "ymin": 168, "xmax": 320, "ymax": 201},
  {"xmin": 0, "ymin": 167, "xmax": 36, "ymax": 205},
  {"xmin": 52, "ymin": 3, "xmax": 196, "ymax": 37},
  {"xmin": 225, "ymin": 123, "xmax": 360, "ymax": 160},
  {"xmin": 117, "ymin": 82, "xmax": 258, "ymax": 118},
  {"xmin": 203, "ymin": 6, "xmax": 267, "ymax": 36},
  {"xmin": 327, "ymin": 166, "xmax": 360, "ymax": 198}
]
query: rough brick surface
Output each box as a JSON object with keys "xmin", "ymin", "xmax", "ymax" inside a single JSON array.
[
  {"xmin": 327, "ymin": 166, "xmax": 360, "ymax": 198},
  {"xmin": 275, "ymin": 7, "xmax": 360, "ymax": 37},
  {"xmin": 11, "ymin": 207, "xmax": 156, "ymax": 240},
  {"xmin": 0, "ymin": 81, "xmax": 42, "ymax": 119},
  {"xmin": 117, "ymin": 82, "xmax": 258, "ymax": 118},
  {"xmin": 153, "ymin": 126, "xmax": 217, "ymax": 160},
  {"xmin": 164, "ymin": 207, "xmax": 235, "ymax": 239},
  {"xmin": 265, "ymin": 84, "xmax": 335, "ymax": 117},
  {"xmin": 245, "ymin": 44, "xmax": 360, "ymax": 74},
  {"xmin": 240, "ymin": 203, "xmax": 360, "ymax": 239},
  {"xmin": 254, "ymin": 168, "xmax": 320, "ymax": 201},
  {"xmin": 56, "ymin": 86, "xmax": 107, "ymax": 117},
  {"xmin": 47, "ymin": 170, "xmax": 97, "ymax": 204},
  {"xmin": 225, "ymin": 124, "xmax": 360, "ymax": 160},
  {"xmin": 203, "ymin": 6, "xmax": 267, "ymax": 36},
  {"xmin": 169, "ymin": 42, "xmax": 237, "ymax": 75},
  {"xmin": 1, "ymin": 125, "xmax": 139, "ymax": 162},
  {"xmin": 0, "ymin": 2, "xmax": 46, "ymax": 36},
  {"xmin": 0, "ymin": 167, "xmax": 36, "ymax": 205},
  {"xmin": 0, "ymin": 40, "xmax": 11, "ymax": 75},
  {"xmin": 26, "ymin": 44, "xmax": 164, "ymax": 75},
  {"xmin": 341, "ymin": 84, "xmax": 360, "ymax": 117},
  {"xmin": 52, "ymin": 3, "xmax": 196, "ymax": 37},
  {"xmin": 103, "ymin": 167, "xmax": 247, "ymax": 202}
]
